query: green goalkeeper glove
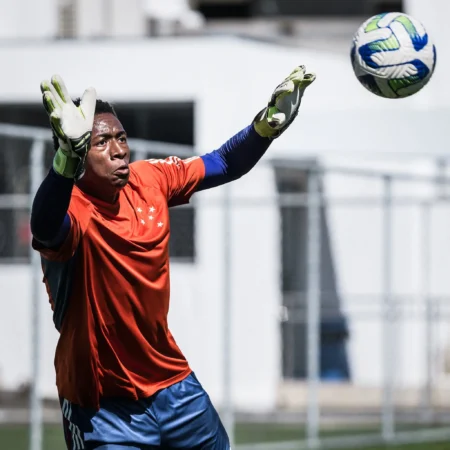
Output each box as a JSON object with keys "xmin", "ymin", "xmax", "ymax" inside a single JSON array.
[
  {"xmin": 253, "ymin": 65, "xmax": 316, "ymax": 139},
  {"xmin": 40, "ymin": 75, "xmax": 96, "ymax": 180}
]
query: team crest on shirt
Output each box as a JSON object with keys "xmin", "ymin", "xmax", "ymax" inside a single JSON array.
[{"xmin": 135, "ymin": 205, "xmax": 164, "ymax": 229}]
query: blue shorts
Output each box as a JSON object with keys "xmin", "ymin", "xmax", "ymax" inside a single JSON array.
[{"xmin": 60, "ymin": 373, "xmax": 230, "ymax": 449}]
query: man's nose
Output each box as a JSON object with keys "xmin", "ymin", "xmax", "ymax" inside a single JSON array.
[{"xmin": 111, "ymin": 141, "xmax": 127, "ymax": 159}]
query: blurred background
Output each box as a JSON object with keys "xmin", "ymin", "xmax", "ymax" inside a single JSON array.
[{"xmin": 1, "ymin": 0, "xmax": 450, "ymax": 449}]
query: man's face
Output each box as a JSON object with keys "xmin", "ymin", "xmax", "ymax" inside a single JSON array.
[{"xmin": 77, "ymin": 112, "xmax": 131, "ymax": 202}]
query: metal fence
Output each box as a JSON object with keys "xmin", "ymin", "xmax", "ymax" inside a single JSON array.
[
  {"xmin": 1, "ymin": 124, "xmax": 450, "ymax": 450},
  {"xmin": 248, "ymin": 165, "xmax": 450, "ymax": 450},
  {"xmin": 216, "ymin": 161, "xmax": 450, "ymax": 450}
]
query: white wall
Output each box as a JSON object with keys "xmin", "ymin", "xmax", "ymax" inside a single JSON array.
[
  {"xmin": 77, "ymin": 0, "xmax": 145, "ymax": 38},
  {"xmin": 0, "ymin": 35, "xmax": 449, "ymax": 411},
  {"xmin": 0, "ymin": 0, "xmax": 57, "ymax": 39},
  {"xmin": 404, "ymin": 0, "xmax": 449, "ymax": 107},
  {"xmin": 0, "ymin": 0, "xmax": 146, "ymax": 40}
]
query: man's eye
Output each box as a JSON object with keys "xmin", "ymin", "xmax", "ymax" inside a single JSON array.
[
  {"xmin": 119, "ymin": 136, "xmax": 127, "ymax": 143},
  {"xmin": 96, "ymin": 140, "xmax": 106, "ymax": 146}
]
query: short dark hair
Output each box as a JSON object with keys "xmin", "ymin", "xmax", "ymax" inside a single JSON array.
[{"xmin": 51, "ymin": 98, "xmax": 118, "ymax": 151}]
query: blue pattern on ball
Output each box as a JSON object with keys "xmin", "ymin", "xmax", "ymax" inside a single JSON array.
[
  {"xmin": 358, "ymin": 37, "xmax": 399, "ymax": 69},
  {"xmin": 410, "ymin": 33, "xmax": 428, "ymax": 52}
]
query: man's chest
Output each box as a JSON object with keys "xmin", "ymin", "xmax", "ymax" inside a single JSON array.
[{"xmin": 89, "ymin": 187, "xmax": 170, "ymax": 247}]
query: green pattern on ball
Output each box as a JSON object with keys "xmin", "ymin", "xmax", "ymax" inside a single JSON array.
[
  {"xmin": 364, "ymin": 14, "xmax": 385, "ymax": 32},
  {"xmin": 388, "ymin": 73, "xmax": 421, "ymax": 94},
  {"xmin": 368, "ymin": 34, "xmax": 400, "ymax": 53},
  {"xmin": 394, "ymin": 15, "xmax": 418, "ymax": 40}
]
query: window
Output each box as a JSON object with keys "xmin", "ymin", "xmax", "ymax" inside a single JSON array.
[
  {"xmin": 273, "ymin": 0, "xmax": 403, "ymax": 16},
  {"xmin": 274, "ymin": 162, "xmax": 350, "ymax": 381},
  {"xmin": 0, "ymin": 102, "xmax": 196, "ymax": 263},
  {"xmin": 197, "ymin": 1, "xmax": 254, "ymax": 19},
  {"xmin": 196, "ymin": 0, "xmax": 403, "ymax": 18}
]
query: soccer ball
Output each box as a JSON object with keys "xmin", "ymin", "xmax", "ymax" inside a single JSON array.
[{"xmin": 351, "ymin": 12, "xmax": 437, "ymax": 99}]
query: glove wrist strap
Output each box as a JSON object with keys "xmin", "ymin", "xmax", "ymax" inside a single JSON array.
[
  {"xmin": 253, "ymin": 108, "xmax": 276, "ymax": 139},
  {"xmin": 53, "ymin": 148, "xmax": 81, "ymax": 179}
]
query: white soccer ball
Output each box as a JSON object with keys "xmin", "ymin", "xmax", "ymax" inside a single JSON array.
[{"xmin": 351, "ymin": 12, "xmax": 437, "ymax": 99}]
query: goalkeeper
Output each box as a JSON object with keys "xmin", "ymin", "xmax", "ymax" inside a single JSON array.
[{"xmin": 30, "ymin": 66, "xmax": 315, "ymax": 449}]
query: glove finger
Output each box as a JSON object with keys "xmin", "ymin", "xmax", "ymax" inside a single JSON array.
[
  {"xmin": 269, "ymin": 67, "xmax": 305, "ymax": 106},
  {"xmin": 287, "ymin": 65, "xmax": 306, "ymax": 83},
  {"xmin": 270, "ymin": 79, "xmax": 295, "ymax": 106},
  {"xmin": 51, "ymin": 75, "xmax": 72, "ymax": 104},
  {"xmin": 42, "ymin": 91, "xmax": 60, "ymax": 116},
  {"xmin": 80, "ymin": 87, "xmax": 97, "ymax": 123},
  {"xmin": 50, "ymin": 111, "xmax": 66, "ymax": 142},
  {"xmin": 41, "ymin": 80, "xmax": 63, "ymax": 108},
  {"xmin": 299, "ymin": 72, "xmax": 316, "ymax": 89}
]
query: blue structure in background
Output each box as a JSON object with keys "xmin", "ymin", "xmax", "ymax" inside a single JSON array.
[{"xmin": 320, "ymin": 317, "xmax": 350, "ymax": 381}]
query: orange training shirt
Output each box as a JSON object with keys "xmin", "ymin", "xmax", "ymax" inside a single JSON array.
[{"xmin": 32, "ymin": 156, "xmax": 205, "ymax": 409}]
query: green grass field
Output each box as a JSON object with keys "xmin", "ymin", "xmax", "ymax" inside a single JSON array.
[{"xmin": 0, "ymin": 423, "xmax": 449, "ymax": 450}]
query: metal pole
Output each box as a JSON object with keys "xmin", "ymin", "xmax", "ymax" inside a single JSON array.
[
  {"xmin": 306, "ymin": 168, "xmax": 321, "ymax": 449},
  {"xmin": 222, "ymin": 183, "xmax": 234, "ymax": 446},
  {"xmin": 382, "ymin": 175, "xmax": 395, "ymax": 442},
  {"xmin": 29, "ymin": 139, "xmax": 45, "ymax": 450},
  {"xmin": 421, "ymin": 202, "xmax": 433, "ymax": 419}
]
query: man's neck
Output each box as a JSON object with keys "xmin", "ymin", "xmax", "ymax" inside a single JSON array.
[{"xmin": 76, "ymin": 181, "xmax": 121, "ymax": 204}]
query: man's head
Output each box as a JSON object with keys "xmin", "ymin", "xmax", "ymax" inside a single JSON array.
[{"xmin": 52, "ymin": 99, "xmax": 131, "ymax": 203}]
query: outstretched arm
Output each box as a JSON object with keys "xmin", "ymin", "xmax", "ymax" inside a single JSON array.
[
  {"xmin": 198, "ymin": 125, "xmax": 270, "ymax": 191},
  {"xmin": 31, "ymin": 75, "xmax": 96, "ymax": 247},
  {"xmin": 198, "ymin": 66, "xmax": 316, "ymax": 191},
  {"xmin": 30, "ymin": 169, "xmax": 73, "ymax": 246}
]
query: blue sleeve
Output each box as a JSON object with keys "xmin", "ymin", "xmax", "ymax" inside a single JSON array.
[
  {"xmin": 197, "ymin": 124, "xmax": 271, "ymax": 191},
  {"xmin": 30, "ymin": 168, "xmax": 73, "ymax": 247}
]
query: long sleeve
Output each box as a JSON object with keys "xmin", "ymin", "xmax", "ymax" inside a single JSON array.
[
  {"xmin": 30, "ymin": 168, "xmax": 74, "ymax": 247},
  {"xmin": 198, "ymin": 124, "xmax": 272, "ymax": 191}
]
